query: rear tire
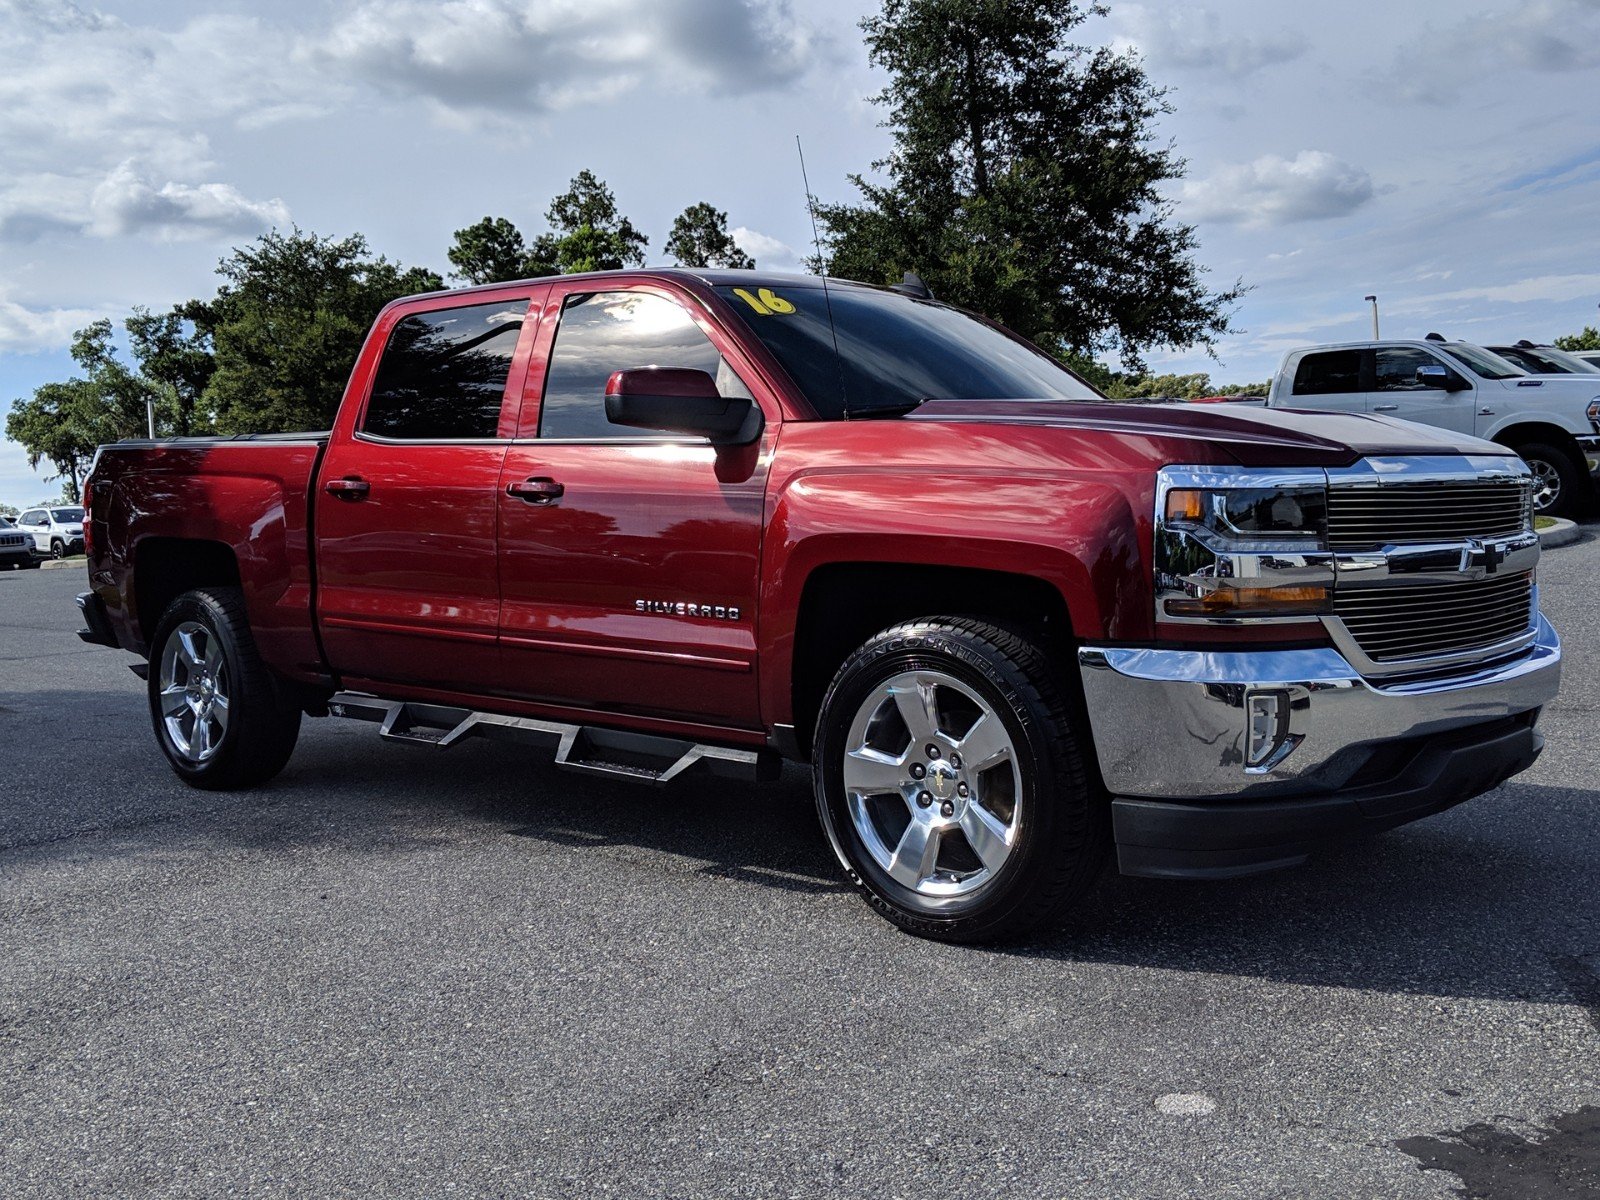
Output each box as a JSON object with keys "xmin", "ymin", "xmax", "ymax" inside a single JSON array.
[
  {"xmin": 147, "ymin": 587, "xmax": 301, "ymax": 790},
  {"xmin": 1514, "ymin": 441, "xmax": 1584, "ymax": 518},
  {"xmin": 812, "ymin": 618, "xmax": 1107, "ymax": 943}
]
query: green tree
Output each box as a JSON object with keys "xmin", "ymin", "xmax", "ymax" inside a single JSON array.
[
  {"xmin": 665, "ymin": 202, "xmax": 755, "ymax": 269},
  {"xmin": 816, "ymin": 0, "xmax": 1240, "ymax": 369},
  {"xmin": 534, "ymin": 170, "xmax": 648, "ymax": 272},
  {"xmin": 203, "ymin": 229, "xmax": 442, "ymax": 434},
  {"xmin": 126, "ymin": 304, "xmax": 216, "ymax": 436},
  {"xmin": 444, "ymin": 173, "xmax": 648, "ymax": 284},
  {"xmin": 5, "ymin": 321, "xmax": 155, "ymax": 500},
  {"xmin": 446, "ymin": 216, "xmax": 556, "ymax": 285},
  {"xmin": 1553, "ymin": 326, "xmax": 1600, "ymax": 352},
  {"xmin": 0, "ymin": 503, "xmax": 18, "ymax": 519}
]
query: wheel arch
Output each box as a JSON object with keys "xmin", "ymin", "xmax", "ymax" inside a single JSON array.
[
  {"xmin": 785, "ymin": 561, "xmax": 1081, "ymax": 761},
  {"xmin": 133, "ymin": 537, "xmax": 242, "ymax": 649},
  {"xmin": 1489, "ymin": 421, "xmax": 1595, "ymax": 508}
]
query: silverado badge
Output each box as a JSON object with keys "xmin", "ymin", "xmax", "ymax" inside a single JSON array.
[{"xmin": 635, "ymin": 599, "xmax": 742, "ymax": 620}]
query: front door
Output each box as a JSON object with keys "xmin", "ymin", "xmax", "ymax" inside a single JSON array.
[
  {"xmin": 495, "ymin": 283, "xmax": 775, "ymax": 729},
  {"xmin": 314, "ymin": 289, "xmax": 543, "ymax": 695},
  {"xmin": 1368, "ymin": 347, "xmax": 1475, "ymax": 433}
]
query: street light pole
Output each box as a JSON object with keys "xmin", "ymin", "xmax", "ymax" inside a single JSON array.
[
  {"xmin": 1364, "ymin": 294, "xmax": 1380, "ymax": 339},
  {"xmin": 146, "ymin": 397, "xmax": 155, "ymax": 439}
]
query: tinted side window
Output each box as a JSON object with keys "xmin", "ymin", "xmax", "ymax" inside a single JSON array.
[
  {"xmin": 540, "ymin": 292, "xmax": 747, "ymax": 439},
  {"xmin": 1292, "ymin": 350, "xmax": 1363, "ymax": 395},
  {"xmin": 20, "ymin": 510, "xmax": 43, "ymax": 525},
  {"xmin": 363, "ymin": 299, "xmax": 529, "ymax": 440},
  {"xmin": 1375, "ymin": 348, "xmax": 1455, "ymax": 391}
]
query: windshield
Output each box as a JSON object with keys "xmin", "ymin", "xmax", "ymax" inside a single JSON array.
[
  {"xmin": 715, "ymin": 282, "xmax": 1099, "ymax": 418},
  {"xmin": 51, "ymin": 507, "xmax": 83, "ymax": 523},
  {"xmin": 1495, "ymin": 345, "xmax": 1600, "ymax": 375},
  {"xmin": 1439, "ymin": 343, "xmax": 1526, "ymax": 380}
]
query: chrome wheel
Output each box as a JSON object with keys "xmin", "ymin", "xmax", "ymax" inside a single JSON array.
[
  {"xmin": 1528, "ymin": 458, "xmax": 1562, "ymax": 511},
  {"xmin": 841, "ymin": 669, "xmax": 1022, "ymax": 898},
  {"xmin": 157, "ymin": 620, "xmax": 230, "ymax": 763}
]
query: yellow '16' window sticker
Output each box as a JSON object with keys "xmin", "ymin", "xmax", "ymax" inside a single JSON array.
[{"xmin": 732, "ymin": 287, "xmax": 796, "ymax": 316}]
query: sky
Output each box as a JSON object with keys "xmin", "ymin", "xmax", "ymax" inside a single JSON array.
[{"xmin": 2, "ymin": 0, "xmax": 1599, "ymax": 507}]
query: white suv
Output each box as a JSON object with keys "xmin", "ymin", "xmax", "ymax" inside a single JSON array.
[
  {"xmin": 14, "ymin": 505, "xmax": 86, "ymax": 559},
  {"xmin": 1267, "ymin": 339, "xmax": 1600, "ymax": 516}
]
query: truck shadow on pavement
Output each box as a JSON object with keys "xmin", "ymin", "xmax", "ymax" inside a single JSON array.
[{"xmin": 13, "ymin": 691, "xmax": 1600, "ymax": 1013}]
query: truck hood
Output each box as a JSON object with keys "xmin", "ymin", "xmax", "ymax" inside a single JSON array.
[
  {"xmin": 908, "ymin": 399, "xmax": 1515, "ymax": 466},
  {"xmin": 1489, "ymin": 375, "xmax": 1600, "ymax": 397}
]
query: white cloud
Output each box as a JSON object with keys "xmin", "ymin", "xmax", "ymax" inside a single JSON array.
[
  {"xmin": 0, "ymin": 293, "xmax": 102, "ymax": 355},
  {"xmin": 1428, "ymin": 273, "xmax": 1600, "ymax": 307},
  {"xmin": 0, "ymin": 5, "xmax": 310, "ymax": 245},
  {"xmin": 1181, "ymin": 151, "xmax": 1375, "ymax": 226},
  {"xmin": 310, "ymin": 0, "xmax": 823, "ymax": 124},
  {"xmin": 87, "ymin": 162, "xmax": 289, "ymax": 241},
  {"xmin": 1389, "ymin": 0, "xmax": 1600, "ymax": 102},
  {"xmin": 732, "ymin": 226, "xmax": 801, "ymax": 269},
  {"xmin": 1113, "ymin": 5, "xmax": 1306, "ymax": 74}
]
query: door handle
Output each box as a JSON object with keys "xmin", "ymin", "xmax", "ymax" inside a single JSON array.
[
  {"xmin": 324, "ymin": 476, "xmax": 370, "ymax": 499},
  {"xmin": 1479, "ymin": 407, "xmax": 1496, "ymax": 416},
  {"xmin": 507, "ymin": 477, "xmax": 564, "ymax": 505},
  {"xmin": 1373, "ymin": 404, "xmax": 1399, "ymax": 412}
]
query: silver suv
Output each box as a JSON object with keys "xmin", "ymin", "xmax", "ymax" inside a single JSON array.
[
  {"xmin": 1, "ymin": 516, "xmax": 38, "ymax": 569},
  {"xmin": 14, "ymin": 505, "xmax": 85, "ymax": 559}
]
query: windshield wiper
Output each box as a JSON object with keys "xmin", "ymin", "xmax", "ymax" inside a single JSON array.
[{"xmin": 847, "ymin": 397, "xmax": 934, "ymax": 420}]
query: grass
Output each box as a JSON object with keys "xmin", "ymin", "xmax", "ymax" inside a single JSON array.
[{"xmin": 1535, "ymin": 516, "xmax": 1559, "ymax": 531}]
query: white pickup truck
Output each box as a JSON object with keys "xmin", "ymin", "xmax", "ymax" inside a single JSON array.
[{"xmin": 1267, "ymin": 338, "xmax": 1600, "ymax": 517}]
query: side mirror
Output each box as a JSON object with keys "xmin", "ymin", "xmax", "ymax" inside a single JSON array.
[
  {"xmin": 1415, "ymin": 364, "xmax": 1466, "ymax": 391},
  {"xmin": 604, "ymin": 368, "xmax": 762, "ymax": 445}
]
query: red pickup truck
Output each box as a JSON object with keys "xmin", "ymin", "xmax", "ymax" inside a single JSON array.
[{"xmin": 76, "ymin": 270, "xmax": 1562, "ymax": 941}]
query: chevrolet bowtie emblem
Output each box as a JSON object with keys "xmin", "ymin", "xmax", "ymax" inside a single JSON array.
[{"xmin": 1470, "ymin": 539, "xmax": 1505, "ymax": 575}]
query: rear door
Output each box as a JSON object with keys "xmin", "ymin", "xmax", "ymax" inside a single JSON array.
[
  {"xmin": 314, "ymin": 288, "xmax": 546, "ymax": 695},
  {"xmin": 1283, "ymin": 349, "xmax": 1367, "ymax": 413},
  {"xmin": 1369, "ymin": 346, "xmax": 1475, "ymax": 433},
  {"xmin": 494, "ymin": 281, "xmax": 776, "ymax": 728}
]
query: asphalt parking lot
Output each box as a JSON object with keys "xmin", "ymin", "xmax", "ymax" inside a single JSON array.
[{"xmin": 2, "ymin": 538, "xmax": 1598, "ymax": 1199}]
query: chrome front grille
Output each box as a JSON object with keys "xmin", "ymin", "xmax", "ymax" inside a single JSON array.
[
  {"xmin": 1326, "ymin": 480, "xmax": 1531, "ymax": 550},
  {"xmin": 1335, "ymin": 573, "xmax": 1534, "ymax": 663}
]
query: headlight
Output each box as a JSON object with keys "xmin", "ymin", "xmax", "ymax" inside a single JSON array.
[
  {"xmin": 1164, "ymin": 485, "xmax": 1327, "ymax": 545},
  {"xmin": 1156, "ymin": 469, "xmax": 1334, "ymax": 622}
]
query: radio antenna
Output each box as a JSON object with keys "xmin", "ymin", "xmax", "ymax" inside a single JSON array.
[
  {"xmin": 795, "ymin": 134, "xmax": 849, "ymax": 415},
  {"xmin": 796, "ymin": 134, "xmax": 828, "ymax": 276}
]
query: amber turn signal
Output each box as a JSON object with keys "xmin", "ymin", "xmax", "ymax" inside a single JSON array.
[
  {"xmin": 1165, "ymin": 488, "xmax": 1206, "ymax": 523},
  {"xmin": 1165, "ymin": 585, "xmax": 1330, "ymax": 618}
]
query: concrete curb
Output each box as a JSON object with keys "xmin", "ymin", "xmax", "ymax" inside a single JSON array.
[
  {"xmin": 38, "ymin": 557, "xmax": 87, "ymax": 571},
  {"xmin": 1538, "ymin": 518, "xmax": 1582, "ymax": 548}
]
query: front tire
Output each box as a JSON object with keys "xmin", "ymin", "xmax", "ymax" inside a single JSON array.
[
  {"xmin": 148, "ymin": 587, "xmax": 301, "ymax": 789},
  {"xmin": 1514, "ymin": 441, "xmax": 1584, "ymax": 518},
  {"xmin": 49, "ymin": 539, "xmax": 65, "ymax": 560},
  {"xmin": 813, "ymin": 618, "xmax": 1107, "ymax": 943}
]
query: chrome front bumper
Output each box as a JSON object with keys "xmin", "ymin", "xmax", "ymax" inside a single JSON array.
[{"xmin": 1078, "ymin": 613, "xmax": 1561, "ymax": 802}]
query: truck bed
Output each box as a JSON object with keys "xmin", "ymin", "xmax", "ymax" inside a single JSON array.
[{"xmin": 86, "ymin": 433, "xmax": 331, "ymax": 683}]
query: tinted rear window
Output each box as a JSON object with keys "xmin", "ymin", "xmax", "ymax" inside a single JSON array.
[
  {"xmin": 1292, "ymin": 350, "xmax": 1363, "ymax": 395},
  {"xmin": 364, "ymin": 299, "xmax": 529, "ymax": 439}
]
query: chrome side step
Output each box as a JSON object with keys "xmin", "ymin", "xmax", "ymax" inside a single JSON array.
[{"xmin": 326, "ymin": 692, "xmax": 780, "ymax": 787}]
